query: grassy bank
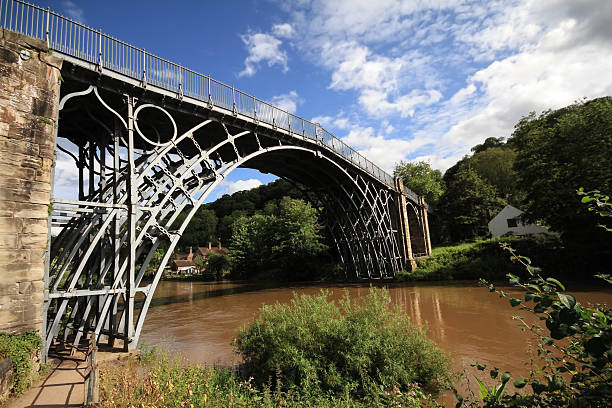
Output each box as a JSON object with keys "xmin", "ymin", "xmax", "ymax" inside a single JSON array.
[{"xmin": 396, "ymin": 236, "xmax": 573, "ymax": 282}]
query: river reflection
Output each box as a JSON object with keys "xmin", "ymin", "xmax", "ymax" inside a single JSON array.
[{"xmin": 140, "ymin": 280, "xmax": 610, "ymax": 396}]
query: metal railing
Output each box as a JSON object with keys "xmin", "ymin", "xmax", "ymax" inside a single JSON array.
[{"xmin": 0, "ymin": 0, "xmax": 403, "ymax": 190}]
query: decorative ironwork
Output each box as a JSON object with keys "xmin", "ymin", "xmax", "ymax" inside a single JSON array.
[{"xmin": 0, "ymin": 0, "xmax": 431, "ymax": 356}]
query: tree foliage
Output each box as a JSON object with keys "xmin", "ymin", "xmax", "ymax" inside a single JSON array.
[
  {"xmin": 228, "ymin": 197, "xmax": 328, "ymax": 280},
  {"xmin": 394, "ymin": 160, "xmax": 446, "ymax": 204},
  {"xmin": 510, "ymin": 97, "xmax": 612, "ymax": 249},
  {"xmin": 439, "ymin": 165, "xmax": 506, "ymax": 241}
]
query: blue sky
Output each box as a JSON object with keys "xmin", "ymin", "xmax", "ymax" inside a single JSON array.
[{"xmin": 49, "ymin": 0, "xmax": 612, "ymax": 197}]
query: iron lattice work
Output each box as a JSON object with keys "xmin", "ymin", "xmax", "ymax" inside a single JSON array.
[
  {"xmin": 45, "ymin": 82, "xmax": 426, "ymax": 354},
  {"xmin": 0, "ymin": 0, "xmax": 430, "ymax": 354}
]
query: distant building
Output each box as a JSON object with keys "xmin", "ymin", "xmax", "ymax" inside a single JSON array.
[
  {"xmin": 196, "ymin": 241, "xmax": 229, "ymax": 257},
  {"xmin": 173, "ymin": 246, "xmax": 196, "ymax": 275},
  {"xmin": 172, "ymin": 242, "xmax": 228, "ymax": 275},
  {"xmin": 488, "ymin": 205, "xmax": 554, "ymax": 238}
]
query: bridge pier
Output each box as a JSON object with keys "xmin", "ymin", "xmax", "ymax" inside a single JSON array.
[
  {"xmin": 0, "ymin": 29, "xmax": 61, "ymax": 335},
  {"xmin": 394, "ymin": 178, "xmax": 432, "ymax": 270}
]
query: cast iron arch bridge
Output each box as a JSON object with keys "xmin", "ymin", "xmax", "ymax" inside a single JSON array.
[{"xmin": 1, "ymin": 0, "xmax": 432, "ymax": 355}]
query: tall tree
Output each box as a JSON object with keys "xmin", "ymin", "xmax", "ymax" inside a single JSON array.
[
  {"xmin": 228, "ymin": 197, "xmax": 327, "ymax": 280},
  {"xmin": 394, "ymin": 161, "xmax": 446, "ymax": 205},
  {"xmin": 439, "ymin": 165, "xmax": 505, "ymax": 241},
  {"xmin": 510, "ymin": 97, "xmax": 612, "ymax": 248},
  {"xmin": 469, "ymin": 146, "xmax": 523, "ymax": 206}
]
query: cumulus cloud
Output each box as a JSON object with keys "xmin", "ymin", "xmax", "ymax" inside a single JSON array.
[
  {"xmin": 220, "ymin": 178, "xmax": 263, "ymax": 195},
  {"xmin": 268, "ymin": 0, "xmax": 612, "ymax": 172},
  {"xmin": 270, "ymin": 90, "xmax": 302, "ymax": 113},
  {"xmin": 63, "ymin": 1, "xmax": 86, "ymax": 24},
  {"xmin": 272, "ymin": 23, "xmax": 295, "ymax": 38},
  {"xmin": 341, "ymin": 125, "xmax": 433, "ymax": 172},
  {"xmin": 239, "ymin": 32, "xmax": 289, "ymax": 77}
]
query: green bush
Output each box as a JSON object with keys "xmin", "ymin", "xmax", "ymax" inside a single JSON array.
[
  {"xmin": 233, "ymin": 288, "xmax": 454, "ymax": 400},
  {"xmin": 0, "ymin": 330, "xmax": 42, "ymax": 395}
]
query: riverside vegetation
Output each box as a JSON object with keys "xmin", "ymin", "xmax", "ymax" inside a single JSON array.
[{"xmin": 99, "ymin": 288, "xmax": 452, "ymax": 407}]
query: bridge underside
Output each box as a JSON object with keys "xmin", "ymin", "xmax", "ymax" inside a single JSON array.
[{"xmin": 44, "ymin": 63, "xmax": 430, "ymax": 354}]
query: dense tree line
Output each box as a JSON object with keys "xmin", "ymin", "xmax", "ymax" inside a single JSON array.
[
  {"xmin": 229, "ymin": 197, "xmax": 330, "ymax": 280},
  {"xmin": 395, "ymin": 97, "xmax": 612, "ymax": 266},
  {"xmin": 175, "ymin": 179, "xmax": 306, "ymax": 250}
]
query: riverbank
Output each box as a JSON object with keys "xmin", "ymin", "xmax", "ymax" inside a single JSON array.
[{"xmin": 396, "ymin": 236, "xmax": 573, "ymax": 282}]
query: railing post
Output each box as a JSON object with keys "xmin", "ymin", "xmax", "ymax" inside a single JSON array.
[
  {"xmin": 97, "ymin": 29, "xmax": 102, "ymax": 72},
  {"xmin": 253, "ymin": 96, "xmax": 257, "ymax": 121},
  {"xmin": 178, "ymin": 66, "xmax": 183, "ymax": 99},
  {"xmin": 302, "ymin": 119, "xmax": 305, "ymax": 140},
  {"xmin": 45, "ymin": 7, "xmax": 50, "ymax": 48},
  {"xmin": 207, "ymin": 75, "xmax": 212, "ymax": 107},
  {"xmin": 142, "ymin": 49, "xmax": 146, "ymax": 87},
  {"xmin": 232, "ymin": 86, "xmax": 236, "ymax": 115}
]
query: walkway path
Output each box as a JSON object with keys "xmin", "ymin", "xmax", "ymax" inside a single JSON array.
[{"xmin": 7, "ymin": 350, "xmax": 86, "ymax": 408}]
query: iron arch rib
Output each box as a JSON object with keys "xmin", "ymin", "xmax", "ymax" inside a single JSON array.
[{"xmin": 46, "ymin": 84, "xmax": 426, "ymax": 354}]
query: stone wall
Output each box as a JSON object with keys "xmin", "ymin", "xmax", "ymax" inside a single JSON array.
[{"xmin": 0, "ymin": 28, "xmax": 62, "ymax": 334}]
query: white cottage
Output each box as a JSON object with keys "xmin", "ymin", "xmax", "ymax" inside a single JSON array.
[{"xmin": 488, "ymin": 205, "xmax": 553, "ymax": 238}]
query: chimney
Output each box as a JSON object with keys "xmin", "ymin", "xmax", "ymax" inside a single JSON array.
[
  {"xmin": 187, "ymin": 246, "xmax": 193, "ymax": 261},
  {"xmin": 208, "ymin": 241, "xmax": 211, "ymax": 250}
]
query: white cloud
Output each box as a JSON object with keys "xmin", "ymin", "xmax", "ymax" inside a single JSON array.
[
  {"xmin": 359, "ymin": 88, "xmax": 442, "ymax": 118},
  {"xmin": 272, "ymin": 23, "xmax": 295, "ymax": 38},
  {"xmin": 341, "ymin": 126, "xmax": 433, "ymax": 172},
  {"xmin": 270, "ymin": 90, "xmax": 302, "ymax": 113},
  {"xmin": 63, "ymin": 1, "xmax": 86, "ymax": 24},
  {"xmin": 262, "ymin": 0, "xmax": 612, "ymax": 173},
  {"xmin": 219, "ymin": 178, "xmax": 263, "ymax": 196},
  {"xmin": 239, "ymin": 32, "xmax": 289, "ymax": 77}
]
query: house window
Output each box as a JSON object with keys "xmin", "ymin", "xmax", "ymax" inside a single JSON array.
[{"xmin": 507, "ymin": 218, "xmax": 518, "ymax": 228}]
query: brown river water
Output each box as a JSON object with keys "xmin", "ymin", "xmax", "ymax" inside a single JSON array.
[{"xmin": 139, "ymin": 280, "xmax": 610, "ymax": 403}]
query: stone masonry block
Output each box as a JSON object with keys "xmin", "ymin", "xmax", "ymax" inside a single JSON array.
[
  {"xmin": 21, "ymin": 219, "xmax": 48, "ymax": 235},
  {"xmin": 0, "ymin": 250, "xmax": 29, "ymax": 266},
  {"xmin": 19, "ymin": 233, "xmax": 48, "ymax": 249},
  {"xmin": 0, "ymin": 217, "xmax": 22, "ymax": 234},
  {"xmin": 0, "ymin": 262, "xmax": 44, "ymax": 282},
  {"xmin": 14, "ymin": 203, "xmax": 49, "ymax": 219},
  {"xmin": 0, "ymin": 135, "xmax": 38, "ymax": 156},
  {"xmin": 0, "ymin": 234, "xmax": 17, "ymax": 248},
  {"xmin": 0, "ymin": 162, "xmax": 36, "ymax": 180},
  {"xmin": 0, "ymin": 201, "xmax": 14, "ymax": 217}
]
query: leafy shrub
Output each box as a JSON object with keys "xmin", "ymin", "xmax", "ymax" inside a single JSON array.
[
  {"xmin": 0, "ymin": 330, "xmax": 42, "ymax": 395},
  {"xmin": 233, "ymin": 288, "xmax": 453, "ymax": 400},
  {"xmin": 457, "ymin": 244, "xmax": 611, "ymax": 407}
]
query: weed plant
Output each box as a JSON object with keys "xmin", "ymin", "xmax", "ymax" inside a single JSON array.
[
  {"xmin": 0, "ymin": 330, "xmax": 42, "ymax": 395},
  {"xmin": 99, "ymin": 347, "xmax": 439, "ymax": 408}
]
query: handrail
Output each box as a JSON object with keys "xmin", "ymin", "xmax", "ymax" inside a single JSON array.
[{"xmin": 0, "ymin": 0, "xmax": 410, "ymax": 192}]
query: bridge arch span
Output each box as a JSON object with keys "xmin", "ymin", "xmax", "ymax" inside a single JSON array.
[{"xmin": 46, "ymin": 82, "xmax": 417, "ymax": 352}]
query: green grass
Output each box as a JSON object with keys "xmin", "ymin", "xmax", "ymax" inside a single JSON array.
[{"xmin": 396, "ymin": 236, "xmax": 566, "ymax": 282}]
